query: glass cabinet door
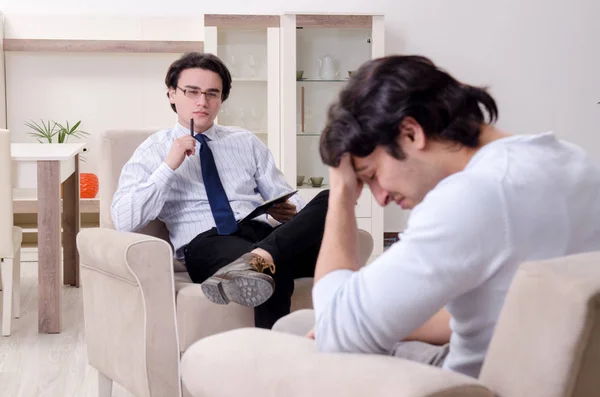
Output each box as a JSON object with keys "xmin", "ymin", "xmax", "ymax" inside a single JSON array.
[
  {"xmin": 295, "ymin": 25, "xmax": 373, "ymax": 191},
  {"xmin": 204, "ymin": 15, "xmax": 281, "ymax": 165},
  {"xmin": 280, "ymin": 13, "xmax": 386, "ymax": 256}
]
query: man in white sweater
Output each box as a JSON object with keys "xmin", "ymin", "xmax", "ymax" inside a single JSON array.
[{"xmin": 308, "ymin": 55, "xmax": 600, "ymax": 378}]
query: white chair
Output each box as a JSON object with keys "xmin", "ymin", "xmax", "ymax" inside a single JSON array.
[{"xmin": 0, "ymin": 128, "xmax": 22, "ymax": 336}]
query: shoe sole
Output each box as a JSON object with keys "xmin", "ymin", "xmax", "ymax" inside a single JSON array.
[{"xmin": 201, "ymin": 272, "xmax": 274, "ymax": 307}]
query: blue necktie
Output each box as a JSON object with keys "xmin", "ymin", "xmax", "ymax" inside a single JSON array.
[{"xmin": 195, "ymin": 134, "xmax": 239, "ymax": 235}]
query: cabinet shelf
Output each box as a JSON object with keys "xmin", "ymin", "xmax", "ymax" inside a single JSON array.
[
  {"xmin": 298, "ymin": 185, "xmax": 328, "ymax": 191},
  {"xmin": 297, "ymin": 79, "xmax": 349, "ymax": 83},
  {"xmin": 232, "ymin": 77, "xmax": 268, "ymax": 82},
  {"xmin": 19, "ymin": 223, "xmax": 99, "ymax": 233},
  {"xmin": 13, "ymin": 197, "xmax": 100, "ymax": 214}
]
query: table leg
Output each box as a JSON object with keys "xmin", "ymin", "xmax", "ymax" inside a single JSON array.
[
  {"xmin": 37, "ymin": 160, "xmax": 61, "ymax": 333},
  {"xmin": 62, "ymin": 155, "xmax": 80, "ymax": 287}
]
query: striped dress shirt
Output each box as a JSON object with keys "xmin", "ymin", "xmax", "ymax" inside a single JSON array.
[{"xmin": 111, "ymin": 122, "xmax": 305, "ymax": 259}]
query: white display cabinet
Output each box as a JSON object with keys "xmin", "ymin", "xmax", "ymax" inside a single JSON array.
[
  {"xmin": 281, "ymin": 13, "xmax": 386, "ymax": 256},
  {"xmin": 204, "ymin": 15, "xmax": 282, "ymax": 164}
]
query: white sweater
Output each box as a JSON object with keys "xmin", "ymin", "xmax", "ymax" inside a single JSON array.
[{"xmin": 313, "ymin": 132, "xmax": 600, "ymax": 378}]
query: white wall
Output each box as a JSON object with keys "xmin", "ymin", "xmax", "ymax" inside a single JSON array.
[
  {"xmin": 2, "ymin": 0, "xmax": 599, "ymax": 232},
  {"xmin": 4, "ymin": 14, "xmax": 203, "ymax": 179}
]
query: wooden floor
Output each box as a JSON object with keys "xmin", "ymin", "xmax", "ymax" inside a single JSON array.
[{"xmin": 0, "ymin": 262, "xmax": 135, "ymax": 397}]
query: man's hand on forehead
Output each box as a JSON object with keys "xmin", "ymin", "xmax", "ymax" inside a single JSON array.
[{"xmin": 329, "ymin": 154, "xmax": 364, "ymax": 202}]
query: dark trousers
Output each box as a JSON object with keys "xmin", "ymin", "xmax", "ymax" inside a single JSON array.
[{"xmin": 183, "ymin": 190, "xmax": 329, "ymax": 329}]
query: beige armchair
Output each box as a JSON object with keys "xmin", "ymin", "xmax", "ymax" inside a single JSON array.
[
  {"xmin": 76, "ymin": 129, "xmax": 374, "ymax": 397},
  {"xmin": 180, "ymin": 251, "xmax": 600, "ymax": 397},
  {"xmin": 0, "ymin": 128, "xmax": 22, "ymax": 337}
]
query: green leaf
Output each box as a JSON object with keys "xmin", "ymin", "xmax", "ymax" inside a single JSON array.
[
  {"xmin": 25, "ymin": 119, "xmax": 58, "ymax": 143},
  {"xmin": 27, "ymin": 119, "xmax": 89, "ymax": 145},
  {"xmin": 70, "ymin": 120, "xmax": 81, "ymax": 133}
]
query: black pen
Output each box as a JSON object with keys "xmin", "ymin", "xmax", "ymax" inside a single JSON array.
[{"xmin": 190, "ymin": 118, "xmax": 194, "ymax": 136}]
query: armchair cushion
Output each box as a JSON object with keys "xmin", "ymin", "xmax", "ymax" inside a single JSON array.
[
  {"xmin": 290, "ymin": 278, "xmax": 313, "ymax": 312},
  {"xmin": 181, "ymin": 328, "xmax": 493, "ymax": 397},
  {"xmin": 98, "ymin": 129, "xmax": 157, "ymax": 230},
  {"xmin": 176, "ymin": 283, "xmax": 254, "ymax": 351},
  {"xmin": 175, "ymin": 277, "xmax": 315, "ymax": 351},
  {"xmin": 174, "ymin": 271, "xmax": 193, "ymax": 291},
  {"xmin": 173, "ymin": 259, "xmax": 188, "ymax": 274},
  {"xmin": 272, "ymin": 308, "xmax": 315, "ymax": 336}
]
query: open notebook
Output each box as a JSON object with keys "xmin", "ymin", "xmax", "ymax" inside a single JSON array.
[{"xmin": 239, "ymin": 190, "xmax": 298, "ymax": 223}]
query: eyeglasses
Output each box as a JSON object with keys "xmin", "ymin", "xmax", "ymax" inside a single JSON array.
[{"xmin": 177, "ymin": 86, "xmax": 221, "ymax": 102}]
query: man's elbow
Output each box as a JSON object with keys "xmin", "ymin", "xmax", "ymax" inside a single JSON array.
[
  {"xmin": 113, "ymin": 221, "xmax": 130, "ymax": 233},
  {"xmin": 315, "ymin": 328, "xmax": 380, "ymax": 355},
  {"xmin": 111, "ymin": 216, "xmax": 127, "ymax": 232},
  {"xmin": 314, "ymin": 317, "xmax": 365, "ymax": 355},
  {"xmin": 110, "ymin": 207, "xmax": 132, "ymax": 232},
  {"xmin": 314, "ymin": 310, "xmax": 393, "ymax": 356},
  {"xmin": 315, "ymin": 332, "xmax": 345, "ymax": 354}
]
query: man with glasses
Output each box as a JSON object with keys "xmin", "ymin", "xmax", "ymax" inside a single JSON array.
[{"xmin": 111, "ymin": 52, "xmax": 328, "ymax": 329}]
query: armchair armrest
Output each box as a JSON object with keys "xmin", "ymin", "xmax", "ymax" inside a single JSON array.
[
  {"xmin": 181, "ymin": 328, "xmax": 493, "ymax": 397},
  {"xmin": 357, "ymin": 228, "xmax": 374, "ymax": 266},
  {"xmin": 77, "ymin": 227, "xmax": 181, "ymax": 397},
  {"xmin": 77, "ymin": 227, "xmax": 172, "ymax": 282}
]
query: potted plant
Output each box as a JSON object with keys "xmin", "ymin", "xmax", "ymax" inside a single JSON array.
[
  {"xmin": 25, "ymin": 119, "xmax": 89, "ymax": 143},
  {"xmin": 25, "ymin": 119, "xmax": 99, "ymax": 199}
]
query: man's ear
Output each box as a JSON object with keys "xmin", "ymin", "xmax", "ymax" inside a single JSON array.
[
  {"xmin": 168, "ymin": 87, "xmax": 176, "ymax": 104},
  {"xmin": 397, "ymin": 117, "xmax": 426, "ymax": 151}
]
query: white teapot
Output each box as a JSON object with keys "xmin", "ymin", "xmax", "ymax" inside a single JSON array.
[{"xmin": 318, "ymin": 54, "xmax": 339, "ymax": 80}]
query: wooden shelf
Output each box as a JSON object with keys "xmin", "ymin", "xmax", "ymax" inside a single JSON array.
[
  {"xmin": 296, "ymin": 15, "xmax": 372, "ymax": 29},
  {"xmin": 297, "ymin": 79, "xmax": 349, "ymax": 82},
  {"xmin": 298, "ymin": 184, "xmax": 328, "ymax": 190},
  {"xmin": 13, "ymin": 198, "xmax": 100, "ymax": 214},
  {"xmin": 19, "ymin": 223, "xmax": 98, "ymax": 233},
  {"xmin": 3, "ymin": 39, "xmax": 204, "ymax": 53},
  {"xmin": 232, "ymin": 77, "xmax": 267, "ymax": 82},
  {"xmin": 205, "ymin": 14, "xmax": 280, "ymax": 28}
]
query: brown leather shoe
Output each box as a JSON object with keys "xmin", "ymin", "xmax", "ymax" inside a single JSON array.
[{"xmin": 201, "ymin": 253, "xmax": 276, "ymax": 307}]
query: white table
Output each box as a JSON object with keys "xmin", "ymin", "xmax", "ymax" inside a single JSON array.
[{"xmin": 11, "ymin": 143, "xmax": 85, "ymax": 334}]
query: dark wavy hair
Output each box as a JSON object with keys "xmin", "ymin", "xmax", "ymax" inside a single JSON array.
[
  {"xmin": 165, "ymin": 52, "xmax": 232, "ymax": 112},
  {"xmin": 320, "ymin": 55, "xmax": 498, "ymax": 166}
]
